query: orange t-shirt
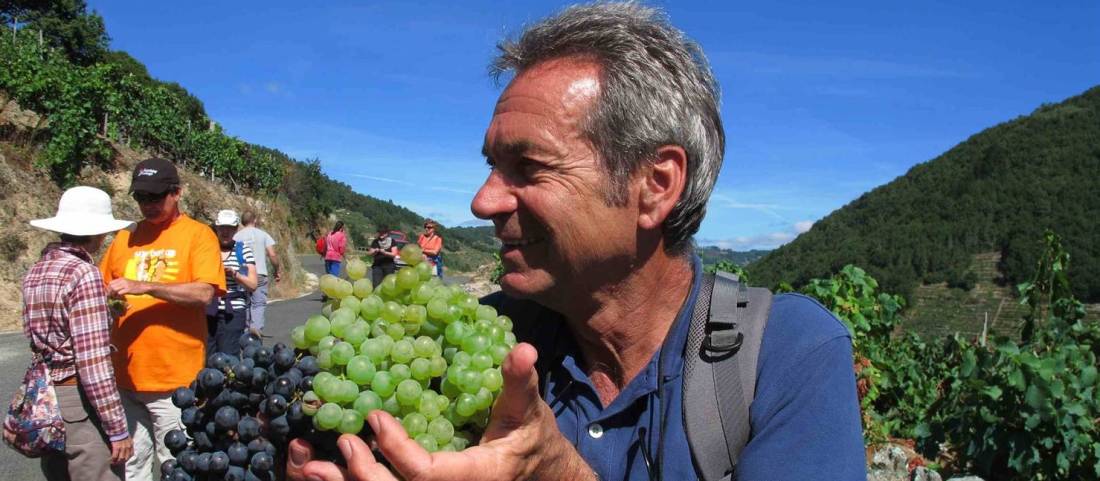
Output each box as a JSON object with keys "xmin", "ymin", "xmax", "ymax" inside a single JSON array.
[
  {"xmin": 99, "ymin": 214, "xmax": 225, "ymax": 392},
  {"xmin": 417, "ymin": 233, "xmax": 442, "ymax": 256}
]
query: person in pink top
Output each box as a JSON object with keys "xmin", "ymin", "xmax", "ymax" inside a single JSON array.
[{"xmin": 323, "ymin": 221, "xmax": 347, "ymax": 277}]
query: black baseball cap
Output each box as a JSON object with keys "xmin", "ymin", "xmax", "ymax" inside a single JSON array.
[{"xmin": 130, "ymin": 157, "xmax": 180, "ymax": 194}]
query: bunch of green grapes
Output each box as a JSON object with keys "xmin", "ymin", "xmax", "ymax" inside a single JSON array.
[{"xmin": 290, "ymin": 244, "xmax": 516, "ymax": 452}]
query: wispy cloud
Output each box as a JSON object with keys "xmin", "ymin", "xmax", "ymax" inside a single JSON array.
[
  {"xmin": 708, "ymin": 192, "xmax": 791, "ymax": 222},
  {"xmin": 346, "ymin": 173, "xmax": 475, "ymax": 195},
  {"xmin": 698, "ymin": 220, "xmax": 815, "ymax": 251}
]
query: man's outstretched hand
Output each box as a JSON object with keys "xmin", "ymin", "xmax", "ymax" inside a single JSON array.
[{"xmin": 286, "ymin": 343, "xmax": 596, "ymax": 481}]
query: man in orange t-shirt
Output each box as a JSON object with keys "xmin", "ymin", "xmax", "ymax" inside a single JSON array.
[{"xmin": 100, "ymin": 157, "xmax": 225, "ymax": 481}]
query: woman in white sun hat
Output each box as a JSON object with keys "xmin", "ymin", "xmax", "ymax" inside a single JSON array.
[{"xmin": 21, "ymin": 186, "xmax": 134, "ymax": 481}]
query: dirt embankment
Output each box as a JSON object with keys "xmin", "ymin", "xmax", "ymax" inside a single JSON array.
[{"xmin": 0, "ymin": 96, "xmax": 311, "ymax": 332}]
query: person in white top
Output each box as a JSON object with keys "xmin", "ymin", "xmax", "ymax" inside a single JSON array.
[{"xmin": 233, "ymin": 210, "xmax": 280, "ymax": 335}]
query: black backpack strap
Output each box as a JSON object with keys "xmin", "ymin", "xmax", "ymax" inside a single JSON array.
[{"xmin": 683, "ymin": 271, "xmax": 773, "ymax": 481}]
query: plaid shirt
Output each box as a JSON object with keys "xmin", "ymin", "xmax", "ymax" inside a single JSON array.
[{"xmin": 22, "ymin": 242, "xmax": 128, "ymax": 441}]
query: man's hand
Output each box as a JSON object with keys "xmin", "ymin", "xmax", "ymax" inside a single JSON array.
[
  {"xmin": 287, "ymin": 343, "xmax": 596, "ymax": 481},
  {"xmin": 107, "ymin": 278, "xmax": 151, "ymax": 297},
  {"xmin": 110, "ymin": 438, "xmax": 133, "ymax": 465}
]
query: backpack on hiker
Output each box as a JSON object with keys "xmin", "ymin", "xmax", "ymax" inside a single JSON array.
[
  {"xmin": 315, "ymin": 236, "xmax": 327, "ymax": 256},
  {"xmin": 683, "ymin": 271, "xmax": 773, "ymax": 481}
]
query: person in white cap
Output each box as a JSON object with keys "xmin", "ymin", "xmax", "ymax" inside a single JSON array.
[
  {"xmin": 22, "ymin": 186, "xmax": 134, "ymax": 481},
  {"xmin": 207, "ymin": 209, "xmax": 257, "ymax": 355}
]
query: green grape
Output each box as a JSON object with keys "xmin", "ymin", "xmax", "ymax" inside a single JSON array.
[
  {"xmin": 452, "ymin": 432, "xmax": 472, "ymax": 450},
  {"xmin": 382, "ymin": 395, "xmax": 401, "ymax": 416},
  {"xmin": 438, "ymin": 443, "xmax": 456, "ymax": 452},
  {"xmin": 443, "ymin": 347, "xmax": 458, "ymax": 363},
  {"xmin": 405, "ymin": 305, "xmax": 427, "ymax": 324},
  {"xmin": 339, "ymin": 295, "xmax": 362, "ymax": 315},
  {"xmin": 496, "ymin": 315, "xmax": 513, "ymax": 332},
  {"xmin": 428, "ymin": 417, "xmax": 455, "ymax": 444},
  {"xmin": 301, "ymin": 391, "xmax": 320, "ymax": 415},
  {"xmin": 343, "ymin": 321, "xmax": 369, "ymax": 346},
  {"xmin": 331, "ymin": 342, "xmax": 355, "ymax": 366},
  {"xmin": 319, "ymin": 274, "xmax": 341, "ymax": 298},
  {"xmin": 475, "ymin": 387, "xmax": 494, "ymax": 411},
  {"xmin": 370, "ymin": 320, "xmax": 388, "ymax": 339},
  {"xmin": 314, "ymin": 371, "xmax": 336, "ymax": 388},
  {"xmin": 391, "ymin": 340, "xmax": 415, "ymax": 364},
  {"xmin": 389, "ymin": 363, "xmax": 411, "ymax": 383},
  {"xmin": 452, "ymin": 351, "xmax": 472, "ymax": 367},
  {"xmin": 316, "ymin": 350, "xmax": 334, "ymax": 371},
  {"xmin": 414, "ymin": 433, "xmax": 438, "ymax": 452},
  {"xmin": 446, "ymin": 305, "xmax": 463, "ymax": 324},
  {"xmin": 412, "ymin": 336, "xmax": 435, "ymax": 358},
  {"xmin": 434, "ymin": 392, "xmax": 450, "ymax": 413},
  {"xmin": 341, "ymin": 380, "xmax": 361, "ymax": 404},
  {"xmin": 402, "ymin": 321, "xmax": 422, "ymax": 337},
  {"xmin": 382, "ymin": 301, "xmax": 404, "ymax": 323},
  {"xmin": 458, "ymin": 369, "xmax": 482, "ymax": 394},
  {"xmin": 330, "ymin": 308, "xmax": 356, "ymax": 337},
  {"xmin": 353, "ymin": 278, "xmax": 374, "ymax": 298},
  {"xmin": 347, "ymin": 356, "xmax": 377, "ymax": 386},
  {"xmin": 473, "ymin": 319, "xmax": 493, "ymax": 336},
  {"xmin": 458, "ymin": 295, "xmax": 480, "ymax": 316},
  {"xmin": 418, "ymin": 391, "xmax": 441, "ymax": 419},
  {"xmin": 503, "ymin": 332, "xmax": 517, "ymax": 347},
  {"xmin": 399, "ymin": 244, "xmax": 424, "ymax": 266},
  {"xmin": 489, "ymin": 344, "xmax": 509, "ymax": 365},
  {"xmin": 305, "ymin": 315, "xmax": 331, "ymax": 343},
  {"xmin": 396, "ymin": 379, "xmax": 423, "ymax": 406},
  {"xmin": 402, "ymin": 412, "xmax": 429, "ymax": 437},
  {"xmin": 429, "ymin": 356, "xmax": 448, "ymax": 377},
  {"xmin": 346, "ymin": 258, "xmax": 369, "ymax": 281},
  {"xmin": 476, "ymin": 305, "xmax": 498, "ymax": 322},
  {"xmin": 455, "ymin": 393, "xmax": 478, "ymax": 417},
  {"xmin": 396, "ymin": 267, "xmax": 420, "ymax": 291},
  {"xmin": 321, "ymin": 303, "xmax": 334, "ymax": 318},
  {"xmin": 317, "ymin": 336, "xmax": 338, "ymax": 351},
  {"xmin": 471, "ymin": 352, "xmax": 493, "ymax": 371},
  {"xmin": 361, "ymin": 338, "xmax": 389, "ymax": 363},
  {"xmin": 371, "ymin": 371, "xmax": 396, "ymax": 398},
  {"xmin": 360, "ymin": 295, "xmax": 383, "ymax": 320},
  {"xmin": 377, "ymin": 336, "xmax": 395, "ymax": 356},
  {"xmin": 384, "ymin": 322, "xmax": 406, "ymax": 342},
  {"xmin": 413, "ymin": 261, "xmax": 431, "ymax": 281},
  {"xmin": 487, "ymin": 326, "xmax": 505, "ymax": 343},
  {"xmin": 445, "ymin": 321, "xmax": 469, "ymax": 346},
  {"xmin": 427, "ymin": 298, "xmax": 449, "ymax": 321},
  {"xmin": 462, "ymin": 334, "xmax": 490, "ymax": 354},
  {"xmin": 291, "ymin": 325, "xmax": 309, "ymax": 349},
  {"xmin": 419, "ymin": 320, "xmax": 442, "ymax": 337},
  {"xmin": 380, "ymin": 274, "xmax": 399, "ymax": 299},
  {"xmin": 353, "ymin": 390, "xmax": 383, "ymax": 417},
  {"xmin": 316, "ymin": 403, "xmax": 343, "ymax": 431},
  {"xmin": 335, "ymin": 279, "xmax": 354, "ymax": 299},
  {"xmin": 441, "ymin": 375, "xmax": 461, "ymax": 400},
  {"xmin": 412, "ymin": 283, "xmax": 435, "ymax": 305},
  {"xmin": 482, "ymin": 368, "xmax": 503, "ymax": 392},
  {"xmin": 410, "ymin": 358, "xmax": 432, "ymax": 381},
  {"xmin": 338, "ymin": 408, "xmax": 365, "ymax": 434}
]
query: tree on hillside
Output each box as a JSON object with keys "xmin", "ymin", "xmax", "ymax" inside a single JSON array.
[{"xmin": 1, "ymin": 0, "xmax": 108, "ymax": 65}]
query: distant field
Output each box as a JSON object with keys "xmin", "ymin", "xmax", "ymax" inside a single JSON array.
[{"xmin": 903, "ymin": 252, "xmax": 1099, "ymax": 339}]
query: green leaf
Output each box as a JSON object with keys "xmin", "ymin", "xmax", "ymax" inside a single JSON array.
[
  {"xmin": 982, "ymin": 385, "xmax": 1003, "ymax": 400},
  {"xmin": 1008, "ymin": 368, "xmax": 1026, "ymax": 391},
  {"xmin": 1025, "ymin": 384, "xmax": 1046, "ymax": 409},
  {"xmin": 1082, "ymin": 366, "xmax": 1098, "ymax": 386},
  {"xmin": 961, "ymin": 350, "xmax": 977, "ymax": 378}
]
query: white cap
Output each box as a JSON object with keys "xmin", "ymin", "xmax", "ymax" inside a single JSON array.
[
  {"xmin": 30, "ymin": 186, "xmax": 133, "ymax": 236},
  {"xmin": 215, "ymin": 209, "xmax": 240, "ymax": 226}
]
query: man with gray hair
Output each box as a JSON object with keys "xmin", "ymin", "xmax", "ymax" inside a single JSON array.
[{"xmin": 288, "ymin": 3, "xmax": 865, "ymax": 481}]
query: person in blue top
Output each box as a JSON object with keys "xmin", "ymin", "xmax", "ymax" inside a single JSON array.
[{"xmin": 287, "ymin": 3, "xmax": 865, "ymax": 481}]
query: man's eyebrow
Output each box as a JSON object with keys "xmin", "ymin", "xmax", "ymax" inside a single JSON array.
[{"xmin": 482, "ymin": 140, "xmax": 546, "ymax": 159}]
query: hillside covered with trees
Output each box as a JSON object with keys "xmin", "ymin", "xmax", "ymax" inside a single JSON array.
[
  {"xmin": 751, "ymin": 86, "xmax": 1100, "ymax": 303},
  {"xmin": 0, "ymin": 0, "xmax": 497, "ymax": 270}
]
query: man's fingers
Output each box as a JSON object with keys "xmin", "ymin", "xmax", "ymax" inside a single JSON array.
[
  {"xmin": 301, "ymin": 461, "xmax": 350, "ymax": 481},
  {"xmin": 369, "ymin": 410, "xmax": 435, "ymax": 478},
  {"xmin": 489, "ymin": 343, "xmax": 541, "ymax": 431},
  {"xmin": 338, "ymin": 434, "xmax": 398, "ymax": 481},
  {"xmin": 286, "ymin": 438, "xmax": 316, "ymax": 481}
]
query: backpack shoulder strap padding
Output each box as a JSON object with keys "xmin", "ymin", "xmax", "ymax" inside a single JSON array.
[{"xmin": 683, "ymin": 271, "xmax": 773, "ymax": 481}]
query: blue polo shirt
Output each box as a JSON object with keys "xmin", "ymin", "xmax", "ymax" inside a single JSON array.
[{"xmin": 491, "ymin": 256, "xmax": 866, "ymax": 481}]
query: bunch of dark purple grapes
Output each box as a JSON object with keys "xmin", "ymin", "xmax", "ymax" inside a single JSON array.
[{"xmin": 159, "ymin": 333, "xmax": 335, "ymax": 481}]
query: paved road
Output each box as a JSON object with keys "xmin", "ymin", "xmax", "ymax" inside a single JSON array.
[{"xmin": 0, "ymin": 255, "xmax": 462, "ymax": 478}]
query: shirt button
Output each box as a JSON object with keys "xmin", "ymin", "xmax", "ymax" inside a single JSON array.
[{"xmin": 588, "ymin": 423, "xmax": 604, "ymax": 439}]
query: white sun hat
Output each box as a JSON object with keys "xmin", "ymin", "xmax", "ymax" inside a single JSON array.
[
  {"xmin": 215, "ymin": 209, "xmax": 240, "ymax": 226},
  {"xmin": 30, "ymin": 186, "xmax": 133, "ymax": 236}
]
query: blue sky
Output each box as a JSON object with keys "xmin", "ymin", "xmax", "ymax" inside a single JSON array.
[{"xmin": 88, "ymin": 0, "xmax": 1100, "ymax": 250}]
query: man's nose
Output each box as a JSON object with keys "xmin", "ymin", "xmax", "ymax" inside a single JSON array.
[{"xmin": 471, "ymin": 170, "xmax": 516, "ymax": 220}]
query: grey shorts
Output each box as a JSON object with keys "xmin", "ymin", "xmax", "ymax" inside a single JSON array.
[{"xmin": 41, "ymin": 384, "xmax": 124, "ymax": 481}]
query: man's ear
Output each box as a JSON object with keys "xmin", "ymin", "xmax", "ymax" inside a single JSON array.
[{"xmin": 637, "ymin": 145, "xmax": 687, "ymax": 230}]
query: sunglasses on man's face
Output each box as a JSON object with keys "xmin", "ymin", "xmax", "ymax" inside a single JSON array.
[{"xmin": 132, "ymin": 191, "xmax": 169, "ymax": 204}]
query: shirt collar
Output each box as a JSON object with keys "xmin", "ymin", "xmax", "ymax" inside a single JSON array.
[{"xmin": 41, "ymin": 242, "xmax": 93, "ymax": 263}]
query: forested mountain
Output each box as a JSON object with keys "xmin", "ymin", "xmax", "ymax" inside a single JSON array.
[
  {"xmin": 0, "ymin": 1, "xmax": 498, "ymax": 271},
  {"xmin": 752, "ymin": 86, "xmax": 1100, "ymax": 302},
  {"xmin": 695, "ymin": 245, "xmax": 770, "ymax": 267}
]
